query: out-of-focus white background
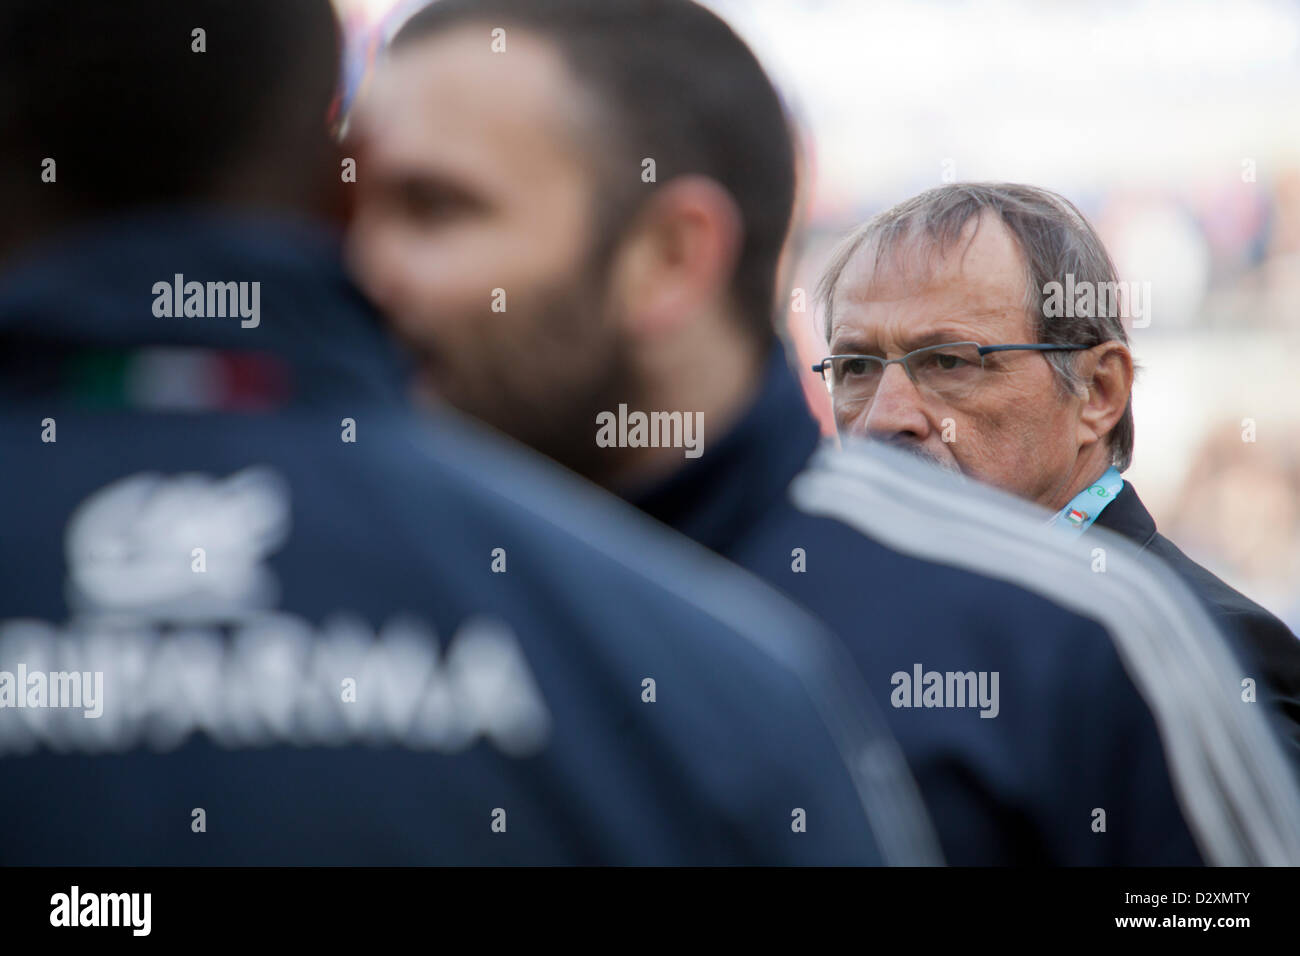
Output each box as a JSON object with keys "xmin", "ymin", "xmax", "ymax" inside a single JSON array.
[{"xmin": 336, "ymin": 0, "xmax": 1300, "ymax": 626}]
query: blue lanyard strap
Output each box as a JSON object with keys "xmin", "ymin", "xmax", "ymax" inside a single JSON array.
[{"xmin": 1050, "ymin": 466, "xmax": 1124, "ymax": 536}]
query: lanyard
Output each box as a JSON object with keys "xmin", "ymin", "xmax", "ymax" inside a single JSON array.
[{"xmin": 1050, "ymin": 466, "xmax": 1124, "ymax": 536}]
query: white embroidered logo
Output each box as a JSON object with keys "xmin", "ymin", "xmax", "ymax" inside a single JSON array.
[{"xmin": 1, "ymin": 469, "xmax": 552, "ymax": 757}]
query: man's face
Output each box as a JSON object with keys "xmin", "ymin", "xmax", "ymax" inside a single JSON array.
[
  {"xmin": 347, "ymin": 27, "xmax": 628, "ymax": 472},
  {"xmin": 827, "ymin": 215, "xmax": 1085, "ymax": 508}
]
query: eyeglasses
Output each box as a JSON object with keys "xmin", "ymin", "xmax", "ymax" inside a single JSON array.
[{"xmin": 812, "ymin": 342, "xmax": 1091, "ymax": 403}]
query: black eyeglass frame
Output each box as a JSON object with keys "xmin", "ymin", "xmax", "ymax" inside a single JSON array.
[{"xmin": 811, "ymin": 342, "xmax": 1093, "ymax": 383}]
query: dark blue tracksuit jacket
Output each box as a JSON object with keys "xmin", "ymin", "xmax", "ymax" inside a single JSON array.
[
  {"xmin": 630, "ymin": 349, "xmax": 1300, "ymax": 866},
  {"xmin": 0, "ymin": 210, "xmax": 937, "ymax": 865}
]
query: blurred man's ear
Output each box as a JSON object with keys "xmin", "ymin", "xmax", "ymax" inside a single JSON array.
[
  {"xmin": 1076, "ymin": 341, "xmax": 1134, "ymax": 451},
  {"xmin": 605, "ymin": 175, "xmax": 742, "ymax": 341}
]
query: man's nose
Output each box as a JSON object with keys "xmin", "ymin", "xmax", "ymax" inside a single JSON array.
[{"xmin": 861, "ymin": 362, "xmax": 932, "ymax": 442}]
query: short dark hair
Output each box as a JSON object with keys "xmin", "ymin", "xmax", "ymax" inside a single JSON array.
[
  {"xmin": 392, "ymin": 0, "xmax": 797, "ymax": 340},
  {"xmin": 0, "ymin": 0, "xmax": 340, "ymax": 236}
]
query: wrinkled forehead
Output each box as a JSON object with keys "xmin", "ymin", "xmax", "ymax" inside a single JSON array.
[{"xmin": 836, "ymin": 211, "xmax": 1031, "ymax": 311}]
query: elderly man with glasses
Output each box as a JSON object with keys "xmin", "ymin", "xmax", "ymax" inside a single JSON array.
[{"xmin": 817, "ymin": 182, "xmax": 1300, "ymax": 746}]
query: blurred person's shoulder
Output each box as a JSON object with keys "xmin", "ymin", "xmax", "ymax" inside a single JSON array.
[
  {"xmin": 1097, "ymin": 480, "xmax": 1300, "ymax": 748},
  {"xmin": 783, "ymin": 436, "xmax": 1300, "ymax": 866}
]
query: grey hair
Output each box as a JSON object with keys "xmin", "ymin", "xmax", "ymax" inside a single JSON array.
[{"xmin": 816, "ymin": 182, "xmax": 1135, "ymax": 471}]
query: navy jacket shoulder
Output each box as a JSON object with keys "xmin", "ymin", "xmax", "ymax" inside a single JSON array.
[{"xmin": 1092, "ymin": 481, "xmax": 1300, "ymax": 746}]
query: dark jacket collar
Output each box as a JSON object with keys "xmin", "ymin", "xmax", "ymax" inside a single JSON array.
[
  {"xmin": 625, "ymin": 346, "xmax": 821, "ymax": 553},
  {"xmin": 1091, "ymin": 480, "xmax": 1160, "ymax": 550},
  {"xmin": 0, "ymin": 206, "xmax": 412, "ymax": 406}
]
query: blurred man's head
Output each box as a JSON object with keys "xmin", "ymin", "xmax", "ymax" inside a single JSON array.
[
  {"xmin": 0, "ymin": 0, "xmax": 344, "ymax": 257},
  {"xmin": 348, "ymin": 0, "xmax": 794, "ymax": 484},
  {"xmin": 816, "ymin": 184, "xmax": 1136, "ymax": 511}
]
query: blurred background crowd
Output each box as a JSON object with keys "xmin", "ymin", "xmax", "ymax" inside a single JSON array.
[{"xmin": 336, "ymin": 0, "xmax": 1300, "ymax": 627}]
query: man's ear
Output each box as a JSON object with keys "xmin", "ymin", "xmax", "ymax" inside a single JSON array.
[
  {"xmin": 1076, "ymin": 341, "xmax": 1134, "ymax": 448},
  {"xmin": 605, "ymin": 175, "xmax": 742, "ymax": 341}
]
